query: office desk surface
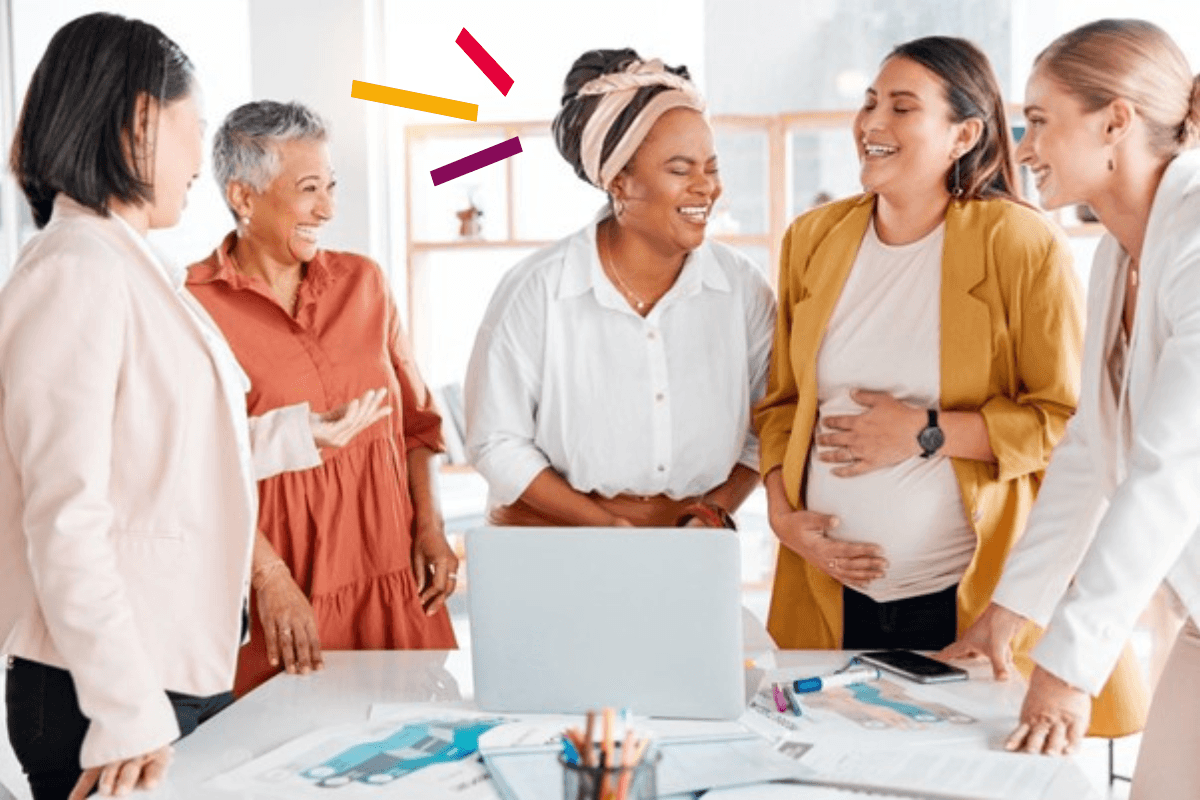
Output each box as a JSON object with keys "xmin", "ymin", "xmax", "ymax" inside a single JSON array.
[{"xmin": 142, "ymin": 649, "xmax": 1100, "ymax": 800}]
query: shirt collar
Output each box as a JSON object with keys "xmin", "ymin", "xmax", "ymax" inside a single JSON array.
[
  {"xmin": 555, "ymin": 214, "xmax": 731, "ymax": 305},
  {"xmin": 185, "ymin": 231, "xmax": 340, "ymax": 295}
]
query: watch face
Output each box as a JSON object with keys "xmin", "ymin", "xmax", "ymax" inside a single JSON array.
[{"xmin": 918, "ymin": 426, "xmax": 945, "ymax": 454}]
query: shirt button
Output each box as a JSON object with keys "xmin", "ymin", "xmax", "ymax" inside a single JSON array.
[
  {"xmin": 657, "ymin": 465, "xmax": 666, "ymax": 472},
  {"xmin": 655, "ymin": 393, "xmax": 665, "ymax": 402},
  {"xmin": 647, "ymin": 331, "xmax": 657, "ymax": 340}
]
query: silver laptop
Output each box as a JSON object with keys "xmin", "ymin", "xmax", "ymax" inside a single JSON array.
[{"xmin": 465, "ymin": 526, "xmax": 744, "ymax": 719}]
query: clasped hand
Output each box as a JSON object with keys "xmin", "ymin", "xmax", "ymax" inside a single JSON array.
[{"xmin": 815, "ymin": 389, "xmax": 925, "ymax": 477}]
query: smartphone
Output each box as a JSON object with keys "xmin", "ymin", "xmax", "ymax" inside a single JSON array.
[{"xmin": 856, "ymin": 649, "xmax": 969, "ymax": 684}]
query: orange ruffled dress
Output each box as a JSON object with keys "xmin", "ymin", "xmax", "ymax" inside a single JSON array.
[{"xmin": 188, "ymin": 234, "xmax": 456, "ymax": 694}]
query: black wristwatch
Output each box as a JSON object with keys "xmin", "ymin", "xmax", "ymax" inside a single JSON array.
[{"xmin": 917, "ymin": 408, "xmax": 945, "ymax": 459}]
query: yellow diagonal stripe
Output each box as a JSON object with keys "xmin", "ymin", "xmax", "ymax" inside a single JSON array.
[{"xmin": 351, "ymin": 80, "xmax": 478, "ymax": 121}]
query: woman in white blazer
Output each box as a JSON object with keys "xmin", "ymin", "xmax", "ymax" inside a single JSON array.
[
  {"xmin": 0, "ymin": 13, "xmax": 383, "ymax": 800},
  {"xmin": 941, "ymin": 19, "xmax": 1200, "ymax": 798}
]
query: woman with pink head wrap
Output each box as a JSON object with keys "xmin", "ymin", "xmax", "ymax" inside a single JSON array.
[{"xmin": 465, "ymin": 48, "xmax": 775, "ymax": 531}]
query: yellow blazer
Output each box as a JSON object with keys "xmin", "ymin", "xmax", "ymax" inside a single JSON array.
[{"xmin": 754, "ymin": 194, "xmax": 1147, "ymax": 737}]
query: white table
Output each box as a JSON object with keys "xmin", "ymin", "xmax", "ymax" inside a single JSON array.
[{"xmin": 130, "ymin": 648, "xmax": 1102, "ymax": 800}]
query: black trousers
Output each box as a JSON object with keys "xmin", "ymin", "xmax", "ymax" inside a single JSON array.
[
  {"xmin": 842, "ymin": 583, "xmax": 959, "ymax": 651},
  {"xmin": 5, "ymin": 657, "xmax": 234, "ymax": 800}
]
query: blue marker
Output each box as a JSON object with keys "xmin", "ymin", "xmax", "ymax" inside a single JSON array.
[
  {"xmin": 793, "ymin": 666, "xmax": 881, "ymax": 694},
  {"xmin": 561, "ymin": 734, "xmax": 581, "ymax": 765}
]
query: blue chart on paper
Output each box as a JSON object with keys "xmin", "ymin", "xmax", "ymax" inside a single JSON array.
[
  {"xmin": 300, "ymin": 718, "xmax": 504, "ymax": 788},
  {"xmin": 846, "ymin": 683, "xmax": 941, "ymax": 723},
  {"xmin": 800, "ymin": 678, "xmax": 977, "ymax": 730}
]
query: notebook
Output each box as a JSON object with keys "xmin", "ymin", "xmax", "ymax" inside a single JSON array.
[{"xmin": 465, "ymin": 526, "xmax": 744, "ymax": 719}]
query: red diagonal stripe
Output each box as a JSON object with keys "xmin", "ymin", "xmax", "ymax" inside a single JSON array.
[{"xmin": 455, "ymin": 28, "xmax": 514, "ymax": 96}]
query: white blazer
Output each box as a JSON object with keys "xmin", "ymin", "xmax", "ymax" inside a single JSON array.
[
  {"xmin": 0, "ymin": 197, "xmax": 315, "ymax": 767},
  {"xmin": 993, "ymin": 149, "xmax": 1200, "ymax": 695}
]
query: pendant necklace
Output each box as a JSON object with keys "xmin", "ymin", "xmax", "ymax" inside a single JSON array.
[{"xmin": 601, "ymin": 223, "xmax": 652, "ymax": 313}]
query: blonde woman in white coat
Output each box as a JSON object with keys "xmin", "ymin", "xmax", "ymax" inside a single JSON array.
[{"xmin": 942, "ymin": 19, "xmax": 1200, "ymax": 799}]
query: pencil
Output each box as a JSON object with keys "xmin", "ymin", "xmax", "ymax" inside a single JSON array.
[
  {"xmin": 619, "ymin": 734, "xmax": 638, "ymax": 800},
  {"xmin": 601, "ymin": 707, "xmax": 616, "ymax": 799},
  {"xmin": 630, "ymin": 735, "xmax": 650, "ymax": 764},
  {"xmin": 626, "ymin": 733, "xmax": 651, "ymax": 799},
  {"xmin": 564, "ymin": 728, "xmax": 587, "ymax": 763},
  {"xmin": 615, "ymin": 732, "xmax": 637, "ymax": 800},
  {"xmin": 584, "ymin": 710, "xmax": 597, "ymax": 767}
]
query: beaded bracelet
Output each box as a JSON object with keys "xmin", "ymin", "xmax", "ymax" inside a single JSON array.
[{"xmin": 676, "ymin": 500, "xmax": 737, "ymax": 530}]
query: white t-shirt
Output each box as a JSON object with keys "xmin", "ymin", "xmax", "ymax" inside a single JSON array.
[
  {"xmin": 465, "ymin": 218, "xmax": 776, "ymax": 510},
  {"xmin": 806, "ymin": 220, "xmax": 976, "ymax": 602}
]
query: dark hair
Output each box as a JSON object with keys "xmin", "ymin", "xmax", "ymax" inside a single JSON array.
[
  {"xmin": 552, "ymin": 48, "xmax": 691, "ymax": 185},
  {"xmin": 9, "ymin": 12, "xmax": 194, "ymax": 228},
  {"xmin": 887, "ymin": 36, "xmax": 1017, "ymax": 201}
]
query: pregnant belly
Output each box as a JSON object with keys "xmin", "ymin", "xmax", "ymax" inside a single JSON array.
[{"xmin": 805, "ymin": 453, "xmax": 976, "ymax": 602}]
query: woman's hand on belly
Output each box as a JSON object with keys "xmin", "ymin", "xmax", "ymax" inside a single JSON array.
[
  {"xmin": 769, "ymin": 507, "xmax": 889, "ymax": 590},
  {"xmin": 817, "ymin": 389, "xmax": 924, "ymax": 477}
]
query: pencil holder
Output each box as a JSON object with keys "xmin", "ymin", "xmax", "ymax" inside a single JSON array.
[{"xmin": 560, "ymin": 747, "xmax": 659, "ymax": 800}]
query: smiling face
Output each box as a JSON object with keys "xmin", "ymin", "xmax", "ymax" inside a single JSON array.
[
  {"xmin": 1016, "ymin": 68, "xmax": 1111, "ymax": 210},
  {"xmin": 145, "ymin": 88, "xmax": 205, "ymax": 229},
  {"xmin": 243, "ymin": 137, "xmax": 336, "ymax": 264},
  {"xmin": 853, "ymin": 56, "xmax": 976, "ymax": 203},
  {"xmin": 608, "ymin": 107, "xmax": 721, "ymax": 256}
]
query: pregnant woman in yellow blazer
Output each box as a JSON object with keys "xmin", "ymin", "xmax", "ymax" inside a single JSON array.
[{"xmin": 754, "ymin": 36, "xmax": 1146, "ymax": 737}]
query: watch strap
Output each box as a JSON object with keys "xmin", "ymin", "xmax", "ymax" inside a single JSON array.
[{"xmin": 919, "ymin": 408, "xmax": 943, "ymax": 459}]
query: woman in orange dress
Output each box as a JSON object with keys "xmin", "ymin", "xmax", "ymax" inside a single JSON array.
[{"xmin": 187, "ymin": 100, "xmax": 457, "ymax": 694}]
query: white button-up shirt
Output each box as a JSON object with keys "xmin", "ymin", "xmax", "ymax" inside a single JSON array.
[{"xmin": 465, "ymin": 219, "xmax": 775, "ymax": 509}]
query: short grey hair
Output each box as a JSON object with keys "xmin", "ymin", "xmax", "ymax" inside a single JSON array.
[{"xmin": 212, "ymin": 100, "xmax": 328, "ymax": 212}]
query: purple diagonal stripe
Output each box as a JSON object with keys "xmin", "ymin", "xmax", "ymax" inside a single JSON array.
[{"xmin": 430, "ymin": 136, "xmax": 523, "ymax": 186}]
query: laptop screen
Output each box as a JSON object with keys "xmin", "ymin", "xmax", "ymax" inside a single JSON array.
[{"xmin": 465, "ymin": 526, "xmax": 745, "ymax": 719}]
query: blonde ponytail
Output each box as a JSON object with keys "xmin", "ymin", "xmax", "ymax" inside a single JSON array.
[{"xmin": 1182, "ymin": 73, "xmax": 1200, "ymax": 148}]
